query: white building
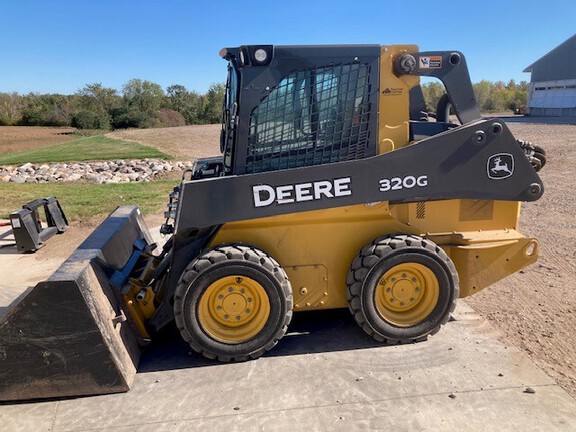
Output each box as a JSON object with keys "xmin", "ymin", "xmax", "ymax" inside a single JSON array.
[{"xmin": 524, "ymin": 33, "xmax": 576, "ymax": 117}]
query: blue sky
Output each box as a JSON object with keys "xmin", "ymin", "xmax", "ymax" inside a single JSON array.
[{"xmin": 1, "ymin": 0, "xmax": 575, "ymax": 95}]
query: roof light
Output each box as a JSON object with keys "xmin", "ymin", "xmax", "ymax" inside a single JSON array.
[{"xmin": 254, "ymin": 49, "xmax": 268, "ymax": 63}]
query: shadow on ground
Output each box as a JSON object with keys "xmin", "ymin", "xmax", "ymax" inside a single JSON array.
[{"xmin": 138, "ymin": 309, "xmax": 381, "ymax": 373}]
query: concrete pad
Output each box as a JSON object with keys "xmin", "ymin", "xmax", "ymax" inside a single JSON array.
[
  {"xmin": 0, "ymin": 224, "xmax": 64, "ymax": 320},
  {"xmin": 1, "ymin": 302, "xmax": 575, "ymax": 431},
  {"xmin": 1, "ymin": 223, "xmax": 575, "ymax": 431}
]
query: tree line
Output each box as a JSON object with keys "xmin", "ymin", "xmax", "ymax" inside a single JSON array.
[
  {"xmin": 421, "ymin": 79, "xmax": 528, "ymax": 114},
  {"xmin": 0, "ymin": 78, "xmax": 528, "ymax": 130},
  {"xmin": 0, "ymin": 80, "xmax": 225, "ymax": 130}
]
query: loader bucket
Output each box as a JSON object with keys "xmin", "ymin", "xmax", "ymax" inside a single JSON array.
[{"xmin": 0, "ymin": 206, "xmax": 154, "ymax": 401}]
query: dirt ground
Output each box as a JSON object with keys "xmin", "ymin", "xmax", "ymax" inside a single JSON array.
[
  {"xmin": 0, "ymin": 126, "xmax": 77, "ymax": 154},
  {"xmin": 466, "ymin": 120, "xmax": 576, "ymax": 399},
  {"xmin": 3, "ymin": 120, "xmax": 576, "ymax": 400},
  {"xmin": 108, "ymin": 124, "xmax": 220, "ymax": 160}
]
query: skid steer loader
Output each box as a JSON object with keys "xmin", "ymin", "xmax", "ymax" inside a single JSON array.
[{"xmin": 0, "ymin": 44, "xmax": 545, "ymax": 401}]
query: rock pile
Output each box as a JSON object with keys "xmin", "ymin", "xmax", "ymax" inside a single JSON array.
[{"xmin": 0, "ymin": 160, "xmax": 194, "ymax": 184}]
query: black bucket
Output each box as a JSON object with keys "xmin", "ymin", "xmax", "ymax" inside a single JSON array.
[{"xmin": 0, "ymin": 206, "xmax": 154, "ymax": 401}]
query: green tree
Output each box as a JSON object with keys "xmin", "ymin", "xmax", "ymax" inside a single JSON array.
[
  {"xmin": 73, "ymin": 83, "xmax": 120, "ymax": 130},
  {"xmin": 77, "ymin": 83, "xmax": 120, "ymax": 112},
  {"xmin": 420, "ymin": 81, "xmax": 445, "ymax": 112},
  {"xmin": 112, "ymin": 79, "xmax": 165, "ymax": 128},
  {"xmin": 122, "ymin": 79, "xmax": 164, "ymax": 113},
  {"xmin": 166, "ymin": 84, "xmax": 202, "ymax": 124},
  {"xmin": 473, "ymin": 80, "xmax": 494, "ymax": 112},
  {"xmin": 200, "ymin": 83, "xmax": 225, "ymax": 124}
]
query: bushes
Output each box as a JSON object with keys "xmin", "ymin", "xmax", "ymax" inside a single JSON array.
[
  {"xmin": 19, "ymin": 94, "xmax": 75, "ymax": 126},
  {"xmin": 72, "ymin": 109, "xmax": 111, "ymax": 130}
]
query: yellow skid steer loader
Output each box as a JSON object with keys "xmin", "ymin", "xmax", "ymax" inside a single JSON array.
[{"xmin": 0, "ymin": 44, "xmax": 545, "ymax": 401}]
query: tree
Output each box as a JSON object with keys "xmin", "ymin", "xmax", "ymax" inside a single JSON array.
[
  {"xmin": 19, "ymin": 93, "xmax": 76, "ymax": 126},
  {"xmin": 73, "ymin": 83, "xmax": 120, "ymax": 130},
  {"xmin": 473, "ymin": 80, "xmax": 494, "ymax": 112},
  {"xmin": 420, "ymin": 81, "xmax": 445, "ymax": 112},
  {"xmin": 166, "ymin": 84, "xmax": 202, "ymax": 124},
  {"xmin": 0, "ymin": 92, "xmax": 25, "ymax": 125},
  {"xmin": 113, "ymin": 79, "xmax": 165, "ymax": 128},
  {"xmin": 77, "ymin": 83, "xmax": 121, "ymax": 112},
  {"xmin": 122, "ymin": 79, "xmax": 164, "ymax": 113},
  {"xmin": 200, "ymin": 83, "xmax": 225, "ymax": 124}
]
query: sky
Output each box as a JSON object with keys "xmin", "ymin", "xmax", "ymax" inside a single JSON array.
[{"xmin": 1, "ymin": 0, "xmax": 575, "ymax": 95}]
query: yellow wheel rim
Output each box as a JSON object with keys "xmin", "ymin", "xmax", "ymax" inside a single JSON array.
[
  {"xmin": 198, "ymin": 275, "xmax": 270, "ymax": 344},
  {"xmin": 374, "ymin": 262, "xmax": 439, "ymax": 327}
]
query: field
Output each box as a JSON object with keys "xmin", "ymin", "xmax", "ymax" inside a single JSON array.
[
  {"xmin": 0, "ymin": 126, "xmax": 78, "ymax": 154},
  {"xmin": 0, "ymin": 121, "xmax": 575, "ymax": 400},
  {"xmin": 0, "ymin": 134, "xmax": 168, "ymax": 165}
]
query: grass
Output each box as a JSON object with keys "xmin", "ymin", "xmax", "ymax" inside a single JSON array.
[
  {"xmin": 0, "ymin": 180, "xmax": 178, "ymax": 221},
  {"xmin": 0, "ymin": 135, "xmax": 170, "ymax": 165}
]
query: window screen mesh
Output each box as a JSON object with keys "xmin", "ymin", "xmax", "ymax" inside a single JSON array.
[{"xmin": 246, "ymin": 63, "xmax": 372, "ymax": 173}]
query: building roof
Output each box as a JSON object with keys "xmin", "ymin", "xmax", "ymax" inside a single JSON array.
[{"xmin": 524, "ymin": 33, "xmax": 576, "ymax": 73}]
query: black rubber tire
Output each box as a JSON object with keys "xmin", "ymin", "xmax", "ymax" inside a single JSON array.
[
  {"xmin": 174, "ymin": 244, "xmax": 293, "ymax": 362},
  {"xmin": 534, "ymin": 151, "xmax": 546, "ymax": 169},
  {"xmin": 436, "ymin": 94, "xmax": 453, "ymax": 123},
  {"xmin": 346, "ymin": 234, "xmax": 459, "ymax": 344}
]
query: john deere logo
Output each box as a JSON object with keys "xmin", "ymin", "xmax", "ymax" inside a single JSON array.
[{"xmin": 487, "ymin": 153, "xmax": 514, "ymax": 180}]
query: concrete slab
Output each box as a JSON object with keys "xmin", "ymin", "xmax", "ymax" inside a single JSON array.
[
  {"xmin": 1, "ymin": 302, "xmax": 575, "ymax": 431},
  {"xmin": 1, "ymin": 223, "xmax": 575, "ymax": 431},
  {"xmin": 0, "ymin": 224, "xmax": 65, "ymax": 320}
]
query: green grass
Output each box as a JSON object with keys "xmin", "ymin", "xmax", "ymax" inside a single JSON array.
[
  {"xmin": 0, "ymin": 180, "xmax": 178, "ymax": 221},
  {"xmin": 0, "ymin": 135, "xmax": 170, "ymax": 165}
]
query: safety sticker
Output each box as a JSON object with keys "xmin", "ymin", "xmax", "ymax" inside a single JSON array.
[
  {"xmin": 419, "ymin": 56, "xmax": 443, "ymax": 69},
  {"xmin": 11, "ymin": 217, "xmax": 21, "ymax": 229}
]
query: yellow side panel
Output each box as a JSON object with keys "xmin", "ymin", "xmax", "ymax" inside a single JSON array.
[
  {"xmin": 390, "ymin": 200, "xmax": 521, "ymax": 234},
  {"xmin": 378, "ymin": 45, "xmax": 420, "ymax": 154},
  {"xmin": 209, "ymin": 199, "xmax": 531, "ymax": 308},
  {"xmin": 209, "ymin": 203, "xmax": 415, "ymax": 311}
]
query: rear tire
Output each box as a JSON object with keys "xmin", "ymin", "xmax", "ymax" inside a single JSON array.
[
  {"xmin": 174, "ymin": 245, "xmax": 293, "ymax": 361},
  {"xmin": 346, "ymin": 234, "xmax": 459, "ymax": 343}
]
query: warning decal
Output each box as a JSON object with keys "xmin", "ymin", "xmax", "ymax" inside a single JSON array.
[{"xmin": 419, "ymin": 56, "xmax": 443, "ymax": 69}]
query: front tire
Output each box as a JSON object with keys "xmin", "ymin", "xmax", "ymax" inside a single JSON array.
[
  {"xmin": 347, "ymin": 235, "xmax": 459, "ymax": 343},
  {"xmin": 174, "ymin": 245, "xmax": 293, "ymax": 361}
]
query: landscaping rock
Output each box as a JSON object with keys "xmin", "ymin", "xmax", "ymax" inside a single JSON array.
[{"xmin": 0, "ymin": 159, "xmax": 193, "ymax": 183}]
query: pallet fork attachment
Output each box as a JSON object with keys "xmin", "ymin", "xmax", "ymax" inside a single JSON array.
[{"xmin": 10, "ymin": 197, "xmax": 68, "ymax": 253}]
